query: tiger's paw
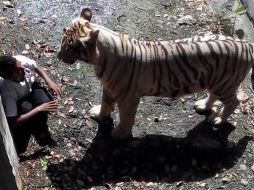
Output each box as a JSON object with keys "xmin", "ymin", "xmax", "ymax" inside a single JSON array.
[
  {"xmin": 213, "ymin": 117, "xmax": 222, "ymax": 125},
  {"xmin": 89, "ymin": 105, "xmax": 104, "ymax": 121},
  {"xmin": 194, "ymin": 99, "xmax": 211, "ymax": 115},
  {"xmin": 207, "ymin": 114, "xmax": 224, "ymax": 128},
  {"xmin": 111, "ymin": 126, "xmax": 133, "ymax": 140}
]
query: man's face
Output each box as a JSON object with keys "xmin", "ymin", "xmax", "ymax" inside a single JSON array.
[{"xmin": 11, "ymin": 60, "xmax": 25, "ymax": 82}]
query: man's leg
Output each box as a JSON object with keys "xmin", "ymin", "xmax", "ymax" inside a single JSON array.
[
  {"xmin": 30, "ymin": 81, "xmax": 55, "ymax": 146},
  {"xmin": 10, "ymin": 100, "xmax": 34, "ymax": 154}
]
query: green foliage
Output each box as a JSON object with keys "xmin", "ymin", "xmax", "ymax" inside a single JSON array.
[
  {"xmin": 81, "ymin": 65, "xmax": 89, "ymax": 75},
  {"xmin": 234, "ymin": 4, "xmax": 246, "ymax": 14},
  {"xmin": 168, "ymin": 5, "xmax": 178, "ymax": 16},
  {"xmin": 213, "ymin": 0, "xmax": 247, "ymax": 36},
  {"xmin": 40, "ymin": 156, "xmax": 50, "ymax": 171},
  {"xmin": 215, "ymin": 11, "xmax": 234, "ymax": 36}
]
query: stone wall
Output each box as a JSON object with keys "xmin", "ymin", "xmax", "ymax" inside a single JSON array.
[
  {"xmin": 209, "ymin": 0, "xmax": 254, "ymax": 40},
  {"xmin": 0, "ymin": 96, "xmax": 23, "ymax": 190},
  {"xmin": 241, "ymin": 0, "xmax": 254, "ymax": 21}
]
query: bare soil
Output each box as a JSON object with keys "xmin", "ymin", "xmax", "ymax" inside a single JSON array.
[{"xmin": 0, "ymin": 0, "xmax": 253, "ymax": 189}]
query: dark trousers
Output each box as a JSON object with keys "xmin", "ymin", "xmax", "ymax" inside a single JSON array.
[{"xmin": 9, "ymin": 81, "xmax": 53, "ymax": 154}]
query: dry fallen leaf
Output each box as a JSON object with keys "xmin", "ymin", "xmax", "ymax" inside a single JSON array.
[
  {"xmin": 21, "ymin": 50, "xmax": 29, "ymax": 54},
  {"xmin": 104, "ymin": 183, "xmax": 112, "ymax": 189},
  {"xmin": 58, "ymin": 119, "xmax": 62, "ymax": 125},
  {"xmin": 198, "ymin": 182, "xmax": 208, "ymax": 188},
  {"xmin": 176, "ymin": 181, "xmax": 183, "ymax": 187},
  {"xmin": 19, "ymin": 16, "xmax": 28, "ymax": 22},
  {"xmin": 61, "ymin": 76, "xmax": 69, "ymax": 83},
  {"xmin": 251, "ymin": 163, "xmax": 254, "ymax": 172},
  {"xmin": 0, "ymin": 17, "xmax": 7, "ymax": 21},
  {"xmin": 34, "ymin": 41, "xmax": 55, "ymax": 57},
  {"xmin": 244, "ymin": 126, "xmax": 254, "ymax": 135},
  {"xmin": 3, "ymin": 1, "xmax": 15, "ymax": 8},
  {"xmin": 222, "ymin": 176, "xmax": 230, "ymax": 183},
  {"xmin": 57, "ymin": 112, "xmax": 66, "ymax": 117},
  {"xmin": 88, "ymin": 101, "xmax": 93, "ymax": 107}
]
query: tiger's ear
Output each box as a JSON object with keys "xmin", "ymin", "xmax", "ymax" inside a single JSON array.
[{"xmin": 80, "ymin": 8, "xmax": 92, "ymax": 21}]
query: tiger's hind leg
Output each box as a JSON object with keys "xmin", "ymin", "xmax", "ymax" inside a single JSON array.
[
  {"xmin": 194, "ymin": 94, "xmax": 217, "ymax": 115},
  {"xmin": 208, "ymin": 91, "xmax": 239, "ymax": 126},
  {"xmin": 90, "ymin": 88, "xmax": 115, "ymax": 122},
  {"xmin": 111, "ymin": 97, "xmax": 140, "ymax": 139}
]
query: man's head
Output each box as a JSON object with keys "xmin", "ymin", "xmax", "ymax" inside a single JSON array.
[{"xmin": 0, "ymin": 55, "xmax": 25, "ymax": 82}]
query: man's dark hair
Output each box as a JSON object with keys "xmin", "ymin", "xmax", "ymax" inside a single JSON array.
[{"xmin": 0, "ymin": 55, "xmax": 16, "ymax": 79}]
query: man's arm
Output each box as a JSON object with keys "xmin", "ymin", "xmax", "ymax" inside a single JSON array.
[
  {"xmin": 34, "ymin": 65, "xmax": 62, "ymax": 97},
  {"xmin": 8, "ymin": 108, "xmax": 41, "ymax": 129},
  {"xmin": 7, "ymin": 100, "xmax": 58, "ymax": 129}
]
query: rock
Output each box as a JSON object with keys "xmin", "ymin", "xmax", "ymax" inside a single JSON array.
[
  {"xmin": 239, "ymin": 164, "xmax": 247, "ymax": 171},
  {"xmin": 76, "ymin": 62, "xmax": 82, "ymax": 69},
  {"xmin": 81, "ymin": 109, "xmax": 86, "ymax": 115},
  {"xmin": 68, "ymin": 106, "xmax": 75, "ymax": 113},
  {"xmin": 25, "ymin": 44, "xmax": 30, "ymax": 50},
  {"xmin": 222, "ymin": 176, "xmax": 230, "ymax": 183},
  {"xmin": 240, "ymin": 179, "xmax": 248, "ymax": 186},
  {"xmin": 17, "ymin": 9, "xmax": 22, "ymax": 17},
  {"xmin": 241, "ymin": 0, "xmax": 254, "ymax": 19},
  {"xmin": 198, "ymin": 182, "xmax": 208, "ymax": 188},
  {"xmin": 167, "ymin": 15, "xmax": 177, "ymax": 22},
  {"xmin": 237, "ymin": 88, "xmax": 249, "ymax": 102},
  {"xmin": 177, "ymin": 15, "xmax": 196, "ymax": 25}
]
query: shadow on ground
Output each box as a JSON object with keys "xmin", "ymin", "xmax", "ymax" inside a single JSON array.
[{"xmin": 46, "ymin": 120, "xmax": 253, "ymax": 189}]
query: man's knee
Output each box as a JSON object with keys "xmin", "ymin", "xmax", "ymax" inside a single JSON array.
[{"xmin": 18, "ymin": 101, "xmax": 33, "ymax": 113}]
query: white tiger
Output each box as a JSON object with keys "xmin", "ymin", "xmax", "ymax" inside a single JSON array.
[{"xmin": 57, "ymin": 8, "xmax": 254, "ymax": 139}]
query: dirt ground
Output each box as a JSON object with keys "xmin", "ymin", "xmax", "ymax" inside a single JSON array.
[{"xmin": 0, "ymin": 0, "xmax": 254, "ymax": 189}]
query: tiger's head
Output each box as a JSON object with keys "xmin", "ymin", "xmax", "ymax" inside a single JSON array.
[{"xmin": 57, "ymin": 8, "xmax": 99, "ymax": 65}]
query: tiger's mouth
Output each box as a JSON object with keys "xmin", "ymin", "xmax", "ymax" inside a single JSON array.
[{"xmin": 57, "ymin": 51, "xmax": 76, "ymax": 64}]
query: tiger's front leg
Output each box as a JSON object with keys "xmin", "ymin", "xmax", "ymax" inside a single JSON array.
[
  {"xmin": 90, "ymin": 89, "xmax": 115, "ymax": 122},
  {"xmin": 111, "ymin": 97, "xmax": 140, "ymax": 139},
  {"xmin": 194, "ymin": 94, "xmax": 217, "ymax": 115},
  {"xmin": 208, "ymin": 92, "xmax": 239, "ymax": 126}
]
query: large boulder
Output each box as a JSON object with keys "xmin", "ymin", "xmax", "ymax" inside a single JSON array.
[{"xmin": 241, "ymin": 0, "xmax": 254, "ymax": 21}]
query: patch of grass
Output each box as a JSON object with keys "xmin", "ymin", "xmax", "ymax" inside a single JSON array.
[
  {"xmin": 81, "ymin": 65, "xmax": 89, "ymax": 76},
  {"xmin": 215, "ymin": 12, "xmax": 234, "ymax": 36},
  {"xmin": 214, "ymin": 0, "xmax": 247, "ymax": 36},
  {"xmin": 234, "ymin": 4, "xmax": 246, "ymax": 14},
  {"xmin": 40, "ymin": 156, "xmax": 50, "ymax": 171},
  {"xmin": 168, "ymin": 5, "xmax": 179, "ymax": 16}
]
